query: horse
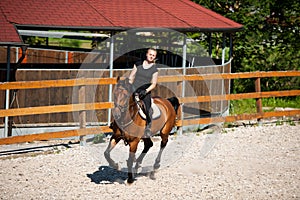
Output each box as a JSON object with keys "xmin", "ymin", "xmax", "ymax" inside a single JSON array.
[{"xmin": 104, "ymin": 77, "xmax": 180, "ymax": 183}]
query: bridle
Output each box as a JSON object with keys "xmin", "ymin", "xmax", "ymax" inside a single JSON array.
[
  {"xmin": 114, "ymin": 101, "xmax": 129, "ymax": 113},
  {"xmin": 113, "ymin": 83, "xmax": 138, "ymax": 128}
]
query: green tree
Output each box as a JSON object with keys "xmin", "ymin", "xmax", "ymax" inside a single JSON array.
[{"xmin": 192, "ymin": 0, "xmax": 300, "ymax": 93}]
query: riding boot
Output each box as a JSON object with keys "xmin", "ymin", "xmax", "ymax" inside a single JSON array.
[{"xmin": 144, "ymin": 108, "xmax": 153, "ymax": 138}]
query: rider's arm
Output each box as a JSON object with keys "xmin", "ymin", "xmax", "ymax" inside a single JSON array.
[
  {"xmin": 146, "ymin": 71, "xmax": 158, "ymax": 93},
  {"xmin": 128, "ymin": 64, "xmax": 137, "ymax": 84}
]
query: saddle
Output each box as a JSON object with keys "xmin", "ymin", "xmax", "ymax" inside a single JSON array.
[{"xmin": 135, "ymin": 97, "xmax": 161, "ymax": 120}]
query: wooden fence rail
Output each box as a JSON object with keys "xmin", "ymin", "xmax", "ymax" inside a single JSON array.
[
  {"xmin": 1, "ymin": 71, "xmax": 300, "ymax": 90},
  {"xmin": 0, "ymin": 70, "xmax": 299, "ymax": 145}
]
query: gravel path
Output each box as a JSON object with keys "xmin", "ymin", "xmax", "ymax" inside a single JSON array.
[{"xmin": 0, "ymin": 124, "xmax": 299, "ymax": 199}]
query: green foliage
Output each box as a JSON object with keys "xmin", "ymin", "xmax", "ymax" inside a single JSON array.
[
  {"xmin": 49, "ymin": 38, "xmax": 81, "ymax": 48},
  {"xmin": 230, "ymin": 96, "xmax": 300, "ymax": 115},
  {"xmin": 263, "ymin": 96, "xmax": 300, "ymax": 108},
  {"xmin": 192, "ymin": 0, "xmax": 300, "ymax": 93},
  {"xmin": 230, "ymin": 98, "xmax": 257, "ymax": 115},
  {"xmin": 24, "ymin": 36, "xmax": 46, "ymax": 45},
  {"xmin": 24, "ymin": 31, "xmax": 86, "ymax": 49},
  {"xmin": 287, "ymin": 119, "xmax": 296, "ymax": 126}
]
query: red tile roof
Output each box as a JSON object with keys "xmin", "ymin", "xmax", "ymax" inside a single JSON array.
[
  {"xmin": 0, "ymin": 8, "xmax": 22, "ymax": 44},
  {"xmin": 0, "ymin": 0, "xmax": 243, "ymax": 44}
]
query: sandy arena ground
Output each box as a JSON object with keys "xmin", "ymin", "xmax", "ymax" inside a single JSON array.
[{"xmin": 0, "ymin": 123, "xmax": 299, "ymax": 199}]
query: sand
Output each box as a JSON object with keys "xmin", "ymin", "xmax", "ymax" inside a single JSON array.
[{"xmin": 0, "ymin": 123, "xmax": 299, "ymax": 199}]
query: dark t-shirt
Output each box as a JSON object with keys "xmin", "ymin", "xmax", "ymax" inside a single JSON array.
[{"xmin": 133, "ymin": 61, "xmax": 158, "ymax": 90}]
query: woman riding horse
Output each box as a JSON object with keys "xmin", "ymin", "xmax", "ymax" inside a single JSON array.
[
  {"xmin": 128, "ymin": 48, "xmax": 158, "ymax": 138},
  {"xmin": 104, "ymin": 77, "xmax": 180, "ymax": 183}
]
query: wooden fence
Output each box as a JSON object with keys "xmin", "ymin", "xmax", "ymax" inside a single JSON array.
[
  {"xmin": 0, "ymin": 66, "xmax": 230, "ymax": 124},
  {"xmin": 0, "ymin": 70, "xmax": 299, "ymax": 145}
]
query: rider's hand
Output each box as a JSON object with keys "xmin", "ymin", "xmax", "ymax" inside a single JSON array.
[{"xmin": 139, "ymin": 89, "xmax": 147, "ymax": 98}]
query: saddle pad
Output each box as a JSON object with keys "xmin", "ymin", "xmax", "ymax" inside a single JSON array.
[{"xmin": 138, "ymin": 99, "xmax": 161, "ymax": 120}]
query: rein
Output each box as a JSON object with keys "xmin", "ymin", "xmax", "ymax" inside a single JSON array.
[
  {"xmin": 115, "ymin": 95, "xmax": 139, "ymax": 129},
  {"xmin": 115, "ymin": 96, "xmax": 139, "ymax": 146},
  {"xmin": 114, "ymin": 81, "xmax": 147, "ymax": 145}
]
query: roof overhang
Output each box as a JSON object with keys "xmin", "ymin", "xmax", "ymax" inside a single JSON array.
[
  {"xmin": 0, "ymin": 42, "xmax": 28, "ymax": 47},
  {"xmin": 17, "ymin": 30, "xmax": 110, "ymax": 40},
  {"xmin": 16, "ymin": 24, "xmax": 243, "ymax": 33}
]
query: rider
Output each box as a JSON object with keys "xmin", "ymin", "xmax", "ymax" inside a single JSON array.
[{"xmin": 128, "ymin": 48, "xmax": 158, "ymax": 138}]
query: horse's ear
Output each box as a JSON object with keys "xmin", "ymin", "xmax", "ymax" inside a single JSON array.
[
  {"xmin": 124, "ymin": 78, "xmax": 133, "ymax": 91},
  {"xmin": 124, "ymin": 77, "xmax": 130, "ymax": 84},
  {"xmin": 116, "ymin": 76, "xmax": 120, "ymax": 82}
]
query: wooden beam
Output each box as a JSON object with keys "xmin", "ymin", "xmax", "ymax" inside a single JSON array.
[
  {"xmin": 255, "ymin": 77, "xmax": 263, "ymax": 121},
  {"xmin": 1, "ymin": 109, "xmax": 299, "ymax": 145},
  {"xmin": 176, "ymin": 110, "xmax": 300, "ymax": 126},
  {"xmin": 0, "ymin": 90, "xmax": 298, "ymax": 118},
  {"xmin": 262, "ymin": 110, "xmax": 300, "ymax": 118},
  {"xmin": 199, "ymin": 71, "xmax": 300, "ymax": 80},
  {"xmin": 1, "ymin": 71, "xmax": 299, "ymax": 90},
  {"xmin": 0, "ymin": 102, "xmax": 114, "ymax": 117},
  {"xmin": 158, "ymin": 71, "xmax": 300, "ymax": 82},
  {"xmin": 79, "ymin": 84, "xmax": 86, "ymax": 145},
  {"xmin": 0, "ymin": 77, "xmax": 117, "ymax": 90},
  {"xmin": 180, "ymin": 90, "xmax": 300, "ymax": 103},
  {"xmin": 0, "ymin": 126, "xmax": 112, "ymax": 145}
]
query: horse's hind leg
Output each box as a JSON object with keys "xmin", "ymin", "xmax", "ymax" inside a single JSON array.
[
  {"xmin": 154, "ymin": 138, "xmax": 168, "ymax": 170},
  {"xmin": 135, "ymin": 138, "xmax": 153, "ymax": 170},
  {"xmin": 150, "ymin": 132, "xmax": 169, "ymax": 180},
  {"xmin": 104, "ymin": 136, "xmax": 121, "ymax": 170}
]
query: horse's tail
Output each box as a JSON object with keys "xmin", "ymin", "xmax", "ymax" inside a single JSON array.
[
  {"xmin": 167, "ymin": 97, "xmax": 180, "ymax": 114},
  {"xmin": 167, "ymin": 96, "xmax": 181, "ymax": 128}
]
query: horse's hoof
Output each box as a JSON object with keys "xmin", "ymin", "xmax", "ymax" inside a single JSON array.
[
  {"xmin": 154, "ymin": 163, "xmax": 160, "ymax": 170},
  {"xmin": 149, "ymin": 171, "xmax": 156, "ymax": 180},
  {"xmin": 126, "ymin": 178, "xmax": 135, "ymax": 184},
  {"xmin": 109, "ymin": 163, "xmax": 120, "ymax": 171},
  {"xmin": 134, "ymin": 162, "xmax": 142, "ymax": 170}
]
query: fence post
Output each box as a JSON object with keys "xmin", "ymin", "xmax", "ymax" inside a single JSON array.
[
  {"xmin": 255, "ymin": 77, "xmax": 263, "ymax": 124},
  {"xmin": 79, "ymin": 84, "xmax": 86, "ymax": 146}
]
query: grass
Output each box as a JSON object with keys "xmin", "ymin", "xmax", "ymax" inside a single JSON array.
[{"xmin": 230, "ymin": 96, "xmax": 300, "ymax": 115}]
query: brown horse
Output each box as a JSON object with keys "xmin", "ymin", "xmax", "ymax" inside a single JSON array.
[{"xmin": 104, "ymin": 77, "xmax": 180, "ymax": 183}]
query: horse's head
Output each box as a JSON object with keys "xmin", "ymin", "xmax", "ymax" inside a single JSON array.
[{"xmin": 112, "ymin": 77, "xmax": 133, "ymax": 120}]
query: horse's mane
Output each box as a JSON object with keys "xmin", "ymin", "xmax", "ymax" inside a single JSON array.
[{"xmin": 116, "ymin": 77, "xmax": 133, "ymax": 93}]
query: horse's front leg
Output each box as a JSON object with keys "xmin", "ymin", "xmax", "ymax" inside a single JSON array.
[
  {"xmin": 104, "ymin": 136, "xmax": 121, "ymax": 170},
  {"xmin": 127, "ymin": 139, "xmax": 139, "ymax": 184}
]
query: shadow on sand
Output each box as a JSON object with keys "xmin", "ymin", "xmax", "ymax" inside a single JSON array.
[{"xmin": 87, "ymin": 165, "xmax": 154, "ymax": 184}]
